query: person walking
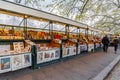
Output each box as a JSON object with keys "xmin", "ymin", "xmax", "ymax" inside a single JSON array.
[
  {"xmin": 118, "ymin": 37, "xmax": 120, "ymax": 49},
  {"xmin": 113, "ymin": 37, "xmax": 119, "ymax": 54},
  {"xmin": 102, "ymin": 35, "xmax": 110, "ymax": 52}
]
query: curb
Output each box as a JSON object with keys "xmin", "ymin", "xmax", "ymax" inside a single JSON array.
[{"xmin": 92, "ymin": 55, "xmax": 120, "ymax": 80}]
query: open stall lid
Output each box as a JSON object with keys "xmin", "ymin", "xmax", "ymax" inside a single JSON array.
[{"xmin": 0, "ymin": 0, "xmax": 87, "ymax": 29}]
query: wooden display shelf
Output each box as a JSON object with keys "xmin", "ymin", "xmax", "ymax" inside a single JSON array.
[
  {"xmin": 61, "ymin": 38, "xmax": 68, "ymax": 41},
  {"xmin": 0, "ymin": 52, "xmax": 30, "ymax": 57},
  {"xmin": 0, "ymin": 39, "xmax": 24, "ymax": 42},
  {"xmin": 31, "ymin": 39, "xmax": 52, "ymax": 43}
]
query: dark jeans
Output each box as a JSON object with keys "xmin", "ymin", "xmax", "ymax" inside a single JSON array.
[
  {"xmin": 103, "ymin": 44, "xmax": 109, "ymax": 52},
  {"xmin": 114, "ymin": 45, "xmax": 118, "ymax": 51}
]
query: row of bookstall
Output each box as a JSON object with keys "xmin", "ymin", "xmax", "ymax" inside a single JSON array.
[
  {"xmin": 0, "ymin": 0, "xmax": 104, "ymax": 74},
  {"xmin": 0, "ymin": 25, "xmax": 102, "ymax": 73}
]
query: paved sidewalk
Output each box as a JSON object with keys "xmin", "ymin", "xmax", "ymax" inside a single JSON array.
[
  {"xmin": 105, "ymin": 61, "xmax": 120, "ymax": 80},
  {"xmin": 0, "ymin": 47, "xmax": 120, "ymax": 80}
]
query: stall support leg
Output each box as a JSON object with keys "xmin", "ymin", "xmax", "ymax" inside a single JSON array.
[
  {"xmin": 94, "ymin": 43, "xmax": 96, "ymax": 51},
  {"xmin": 31, "ymin": 45, "xmax": 37, "ymax": 69},
  {"xmin": 76, "ymin": 42, "xmax": 79, "ymax": 55},
  {"xmin": 60, "ymin": 43, "xmax": 63, "ymax": 61}
]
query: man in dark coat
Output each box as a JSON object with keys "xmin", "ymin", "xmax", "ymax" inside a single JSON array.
[
  {"xmin": 102, "ymin": 35, "xmax": 110, "ymax": 52},
  {"xmin": 113, "ymin": 37, "xmax": 119, "ymax": 54}
]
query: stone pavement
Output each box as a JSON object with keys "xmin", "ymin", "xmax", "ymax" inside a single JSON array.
[
  {"xmin": 0, "ymin": 47, "xmax": 120, "ymax": 80},
  {"xmin": 105, "ymin": 61, "xmax": 120, "ymax": 80}
]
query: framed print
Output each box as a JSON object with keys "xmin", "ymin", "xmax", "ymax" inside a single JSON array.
[
  {"xmin": 67, "ymin": 48, "xmax": 70, "ymax": 55},
  {"xmin": 55, "ymin": 49, "xmax": 60, "ymax": 59},
  {"xmin": 36, "ymin": 44, "xmax": 40, "ymax": 51},
  {"xmin": 72, "ymin": 47, "xmax": 76, "ymax": 55},
  {"xmin": 81, "ymin": 45, "xmax": 87, "ymax": 51},
  {"xmin": 22, "ymin": 53, "xmax": 31, "ymax": 68},
  {"xmin": 37, "ymin": 51, "xmax": 44, "ymax": 64},
  {"xmin": 69, "ymin": 47, "xmax": 72, "ymax": 55},
  {"xmin": 44, "ymin": 51, "xmax": 51, "ymax": 61},
  {"xmin": 11, "ymin": 55, "xmax": 23, "ymax": 71},
  {"xmin": 44, "ymin": 51, "xmax": 50, "ymax": 59},
  {"xmin": 78, "ymin": 46, "xmax": 81, "ymax": 54},
  {"xmin": 50, "ymin": 50, "xmax": 55, "ymax": 59},
  {"xmin": 0, "ymin": 45, "xmax": 10, "ymax": 56},
  {"xmin": 13, "ymin": 42, "xmax": 24, "ymax": 53},
  {"xmin": 0, "ymin": 56, "xmax": 11, "ymax": 73},
  {"xmin": 62, "ymin": 48, "xmax": 67, "ymax": 57}
]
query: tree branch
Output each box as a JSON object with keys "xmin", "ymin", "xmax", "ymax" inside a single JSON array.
[{"xmin": 80, "ymin": 0, "xmax": 90, "ymax": 15}]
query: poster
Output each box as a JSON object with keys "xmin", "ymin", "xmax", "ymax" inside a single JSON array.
[
  {"xmin": 0, "ymin": 45, "xmax": 10, "ymax": 56},
  {"xmin": 72, "ymin": 47, "xmax": 76, "ymax": 55},
  {"xmin": 50, "ymin": 50, "xmax": 55, "ymax": 59},
  {"xmin": 36, "ymin": 44, "xmax": 40, "ymax": 51},
  {"xmin": 13, "ymin": 42, "xmax": 24, "ymax": 53},
  {"xmin": 22, "ymin": 53, "xmax": 31, "ymax": 67},
  {"xmin": 70, "ymin": 47, "xmax": 76, "ymax": 56},
  {"xmin": 96, "ymin": 43, "xmax": 100, "ymax": 48},
  {"xmin": 44, "ymin": 51, "xmax": 50, "ymax": 59},
  {"xmin": 62, "ymin": 48, "xmax": 67, "ymax": 57},
  {"xmin": 55, "ymin": 49, "xmax": 60, "ymax": 59},
  {"xmin": 88, "ymin": 44, "xmax": 94, "ymax": 52},
  {"xmin": 81, "ymin": 45, "xmax": 87, "ymax": 51},
  {"xmin": 67, "ymin": 48, "xmax": 70, "ymax": 55},
  {"xmin": 78, "ymin": 46, "xmax": 81, "ymax": 54},
  {"xmin": 44, "ymin": 51, "xmax": 51, "ymax": 61},
  {"xmin": 37, "ymin": 51, "xmax": 44, "ymax": 64},
  {"xmin": 12, "ymin": 55, "xmax": 23, "ymax": 71},
  {"xmin": 0, "ymin": 56, "xmax": 11, "ymax": 73},
  {"xmin": 63, "ymin": 48, "xmax": 72, "ymax": 57}
]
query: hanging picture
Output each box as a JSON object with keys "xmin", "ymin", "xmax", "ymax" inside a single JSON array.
[
  {"xmin": 0, "ymin": 56, "xmax": 11, "ymax": 73},
  {"xmin": 73, "ymin": 47, "xmax": 76, "ymax": 55},
  {"xmin": 44, "ymin": 51, "xmax": 51, "ymax": 61},
  {"xmin": 78, "ymin": 46, "xmax": 81, "ymax": 54},
  {"xmin": 81, "ymin": 45, "xmax": 87, "ymax": 51},
  {"xmin": 37, "ymin": 51, "xmax": 44, "ymax": 64},
  {"xmin": 44, "ymin": 51, "xmax": 50, "ymax": 59},
  {"xmin": 55, "ymin": 49, "xmax": 60, "ymax": 59},
  {"xmin": 36, "ymin": 44, "xmax": 40, "ymax": 51},
  {"xmin": 12, "ymin": 55, "xmax": 23, "ymax": 71},
  {"xmin": 50, "ymin": 50, "xmax": 55, "ymax": 59},
  {"xmin": 13, "ymin": 42, "xmax": 24, "ymax": 53},
  {"xmin": 0, "ymin": 45, "xmax": 10, "ymax": 56},
  {"xmin": 62, "ymin": 48, "xmax": 67, "ymax": 57},
  {"xmin": 67, "ymin": 48, "xmax": 70, "ymax": 55},
  {"xmin": 22, "ymin": 53, "xmax": 31, "ymax": 68}
]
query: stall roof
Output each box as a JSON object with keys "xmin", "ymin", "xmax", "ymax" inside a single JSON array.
[
  {"xmin": 88, "ymin": 26, "xmax": 113, "ymax": 34},
  {"xmin": 0, "ymin": 0, "xmax": 87, "ymax": 29},
  {"xmin": 88, "ymin": 26, "xmax": 102, "ymax": 33}
]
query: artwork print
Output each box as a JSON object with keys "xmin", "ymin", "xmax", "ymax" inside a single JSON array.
[
  {"xmin": 67, "ymin": 48, "xmax": 69, "ymax": 55},
  {"xmin": 55, "ymin": 50, "xmax": 60, "ymax": 58},
  {"xmin": 24, "ymin": 54, "xmax": 30, "ymax": 64},
  {"xmin": 78, "ymin": 46, "xmax": 81, "ymax": 54},
  {"xmin": 63, "ymin": 49, "xmax": 66, "ymax": 56},
  {"xmin": 13, "ymin": 57, "xmax": 21, "ymax": 66},
  {"xmin": 12, "ymin": 55, "xmax": 22, "ymax": 70},
  {"xmin": 37, "ymin": 52, "xmax": 43, "ymax": 61},
  {"xmin": 0, "ymin": 57, "xmax": 10, "ymax": 70},
  {"xmin": 51, "ymin": 52, "xmax": 54, "ymax": 58},
  {"xmin": 44, "ymin": 52, "xmax": 50, "ymax": 59},
  {"xmin": 73, "ymin": 48, "xmax": 76, "ymax": 53}
]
